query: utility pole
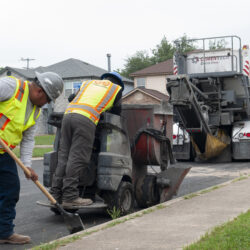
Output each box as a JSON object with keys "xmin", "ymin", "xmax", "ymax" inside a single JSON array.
[{"xmin": 21, "ymin": 57, "xmax": 35, "ymax": 69}]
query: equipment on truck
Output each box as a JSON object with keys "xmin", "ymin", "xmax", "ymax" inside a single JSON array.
[
  {"xmin": 167, "ymin": 35, "xmax": 250, "ymax": 161},
  {"xmin": 37, "ymin": 105, "xmax": 190, "ymax": 215}
]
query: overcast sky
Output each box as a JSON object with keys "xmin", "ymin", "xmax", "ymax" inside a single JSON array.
[{"xmin": 1, "ymin": 0, "xmax": 250, "ymax": 71}]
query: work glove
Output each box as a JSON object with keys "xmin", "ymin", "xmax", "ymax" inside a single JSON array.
[
  {"xmin": 68, "ymin": 93, "xmax": 76, "ymax": 102},
  {"xmin": 25, "ymin": 167, "xmax": 38, "ymax": 182}
]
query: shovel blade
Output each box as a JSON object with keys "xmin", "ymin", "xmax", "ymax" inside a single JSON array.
[
  {"xmin": 54, "ymin": 203, "xmax": 85, "ymax": 234},
  {"xmin": 63, "ymin": 212, "xmax": 85, "ymax": 234}
]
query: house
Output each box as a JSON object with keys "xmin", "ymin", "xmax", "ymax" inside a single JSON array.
[
  {"xmin": 122, "ymin": 87, "xmax": 173, "ymax": 141},
  {"xmin": 124, "ymin": 59, "xmax": 175, "ymax": 141},
  {"xmin": 129, "ymin": 59, "xmax": 173, "ymax": 94},
  {"xmin": 0, "ymin": 58, "xmax": 134, "ymax": 134}
]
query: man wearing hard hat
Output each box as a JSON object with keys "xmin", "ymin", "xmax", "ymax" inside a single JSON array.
[
  {"xmin": 50, "ymin": 72, "xmax": 124, "ymax": 208},
  {"xmin": 0, "ymin": 72, "xmax": 64, "ymax": 245}
]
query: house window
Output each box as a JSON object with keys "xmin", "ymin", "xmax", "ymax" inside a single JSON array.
[
  {"xmin": 137, "ymin": 78, "xmax": 145, "ymax": 87},
  {"xmin": 64, "ymin": 81, "xmax": 82, "ymax": 97}
]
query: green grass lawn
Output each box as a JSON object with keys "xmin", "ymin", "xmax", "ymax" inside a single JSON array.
[
  {"xmin": 13, "ymin": 147, "xmax": 53, "ymax": 158},
  {"xmin": 34, "ymin": 134, "xmax": 55, "ymax": 145},
  {"xmin": 12, "ymin": 135, "xmax": 55, "ymax": 158},
  {"xmin": 184, "ymin": 210, "xmax": 250, "ymax": 250}
]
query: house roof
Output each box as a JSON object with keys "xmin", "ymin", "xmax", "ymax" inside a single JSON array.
[
  {"xmin": 130, "ymin": 59, "xmax": 173, "ymax": 77},
  {"xmin": 44, "ymin": 58, "xmax": 108, "ymax": 79},
  {"xmin": 0, "ymin": 58, "xmax": 133, "ymax": 84},
  {"xmin": 123, "ymin": 87, "xmax": 169, "ymax": 102}
]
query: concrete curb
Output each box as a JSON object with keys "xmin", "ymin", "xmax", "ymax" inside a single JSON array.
[{"xmin": 33, "ymin": 173, "xmax": 250, "ymax": 249}]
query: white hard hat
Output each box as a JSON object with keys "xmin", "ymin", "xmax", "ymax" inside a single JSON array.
[{"xmin": 35, "ymin": 71, "xmax": 64, "ymax": 101}]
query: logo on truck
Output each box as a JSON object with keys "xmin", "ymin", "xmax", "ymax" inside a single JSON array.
[{"xmin": 191, "ymin": 55, "xmax": 229, "ymax": 65}]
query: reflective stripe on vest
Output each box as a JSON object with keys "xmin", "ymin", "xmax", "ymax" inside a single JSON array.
[
  {"xmin": 65, "ymin": 104, "xmax": 99, "ymax": 123},
  {"xmin": 0, "ymin": 113, "xmax": 10, "ymax": 131},
  {"xmin": 96, "ymin": 84, "xmax": 119, "ymax": 113},
  {"xmin": 0, "ymin": 138, "xmax": 15, "ymax": 152},
  {"xmin": 66, "ymin": 80, "xmax": 121, "ymax": 124},
  {"xmin": 15, "ymin": 80, "xmax": 26, "ymax": 102}
]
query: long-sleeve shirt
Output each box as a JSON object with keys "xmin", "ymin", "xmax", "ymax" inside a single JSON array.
[{"xmin": 0, "ymin": 77, "xmax": 37, "ymax": 167}]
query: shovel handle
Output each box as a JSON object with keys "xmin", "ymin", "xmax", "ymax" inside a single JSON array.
[{"xmin": 0, "ymin": 138, "xmax": 57, "ymax": 204}]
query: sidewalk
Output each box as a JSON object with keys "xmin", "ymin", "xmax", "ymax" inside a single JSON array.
[{"xmin": 42, "ymin": 176, "xmax": 250, "ymax": 250}]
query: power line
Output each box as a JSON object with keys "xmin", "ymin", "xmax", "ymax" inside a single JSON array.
[{"xmin": 21, "ymin": 57, "xmax": 35, "ymax": 69}]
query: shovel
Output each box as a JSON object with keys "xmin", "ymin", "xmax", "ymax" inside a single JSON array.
[{"xmin": 0, "ymin": 138, "xmax": 84, "ymax": 234}]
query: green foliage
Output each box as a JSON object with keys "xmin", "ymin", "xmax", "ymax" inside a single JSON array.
[
  {"xmin": 184, "ymin": 210, "xmax": 250, "ymax": 250},
  {"xmin": 151, "ymin": 36, "xmax": 175, "ymax": 63},
  {"xmin": 209, "ymin": 39, "xmax": 227, "ymax": 50},
  {"xmin": 118, "ymin": 34, "xmax": 194, "ymax": 78},
  {"xmin": 107, "ymin": 206, "xmax": 121, "ymax": 220},
  {"xmin": 118, "ymin": 50, "xmax": 154, "ymax": 78},
  {"xmin": 174, "ymin": 34, "xmax": 196, "ymax": 54}
]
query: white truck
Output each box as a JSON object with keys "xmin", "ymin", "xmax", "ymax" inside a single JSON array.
[
  {"xmin": 172, "ymin": 123, "xmax": 195, "ymax": 160},
  {"xmin": 167, "ymin": 35, "xmax": 250, "ymax": 161}
]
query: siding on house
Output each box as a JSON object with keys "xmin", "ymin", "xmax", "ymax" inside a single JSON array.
[
  {"xmin": 130, "ymin": 59, "xmax": 173, "ymax": 95},
  {"xmin": 134, "ymin": 75, "xmax": 168, "ymax": 94}
]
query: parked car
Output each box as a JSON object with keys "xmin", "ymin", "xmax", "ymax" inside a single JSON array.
[{"xmin": 172, "ymin": 123, "xmax": 195, "ymax": 161}]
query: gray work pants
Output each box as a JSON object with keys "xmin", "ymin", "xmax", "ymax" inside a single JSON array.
[{"xmin": 50, "ymin": 113, "xmax": 96, "ymax": 202}]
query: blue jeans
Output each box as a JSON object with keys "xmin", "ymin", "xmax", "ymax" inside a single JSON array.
[{"xmin": 0, "ymin": 153, "xmax": 20, "ymax": 239}]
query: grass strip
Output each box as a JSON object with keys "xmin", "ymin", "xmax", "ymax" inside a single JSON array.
[
  {"xmin": 184, "ymin": 210, "xmax": 250, "ymax": 250},
  {"xmin": 32, "ymin": 204, "xmax": 166, "ymax": 250},
  {"xmin": 183, "ymin": 174, "xmax": 250, "ymax": 200}
]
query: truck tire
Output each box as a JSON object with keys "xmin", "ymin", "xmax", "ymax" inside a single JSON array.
[
  {"xmin": 135, "ymin": 175, "xmax": 160, "ymax": 208},
  {"xmin": 102, "ymin": 181, "xmax": 134, "ymax": 215}
]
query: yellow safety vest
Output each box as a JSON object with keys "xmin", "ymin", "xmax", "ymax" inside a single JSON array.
[
  {"xmin": 0, "ymin": 77, "xmax": 40, "ymax": 154},
  {"xmin": 65, "ymin": 80, "xmax": 121, "ymax": 125}
]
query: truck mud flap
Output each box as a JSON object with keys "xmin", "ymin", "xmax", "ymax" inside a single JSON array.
[{"xmin": 156, "ymin": 164, "xmax": 191, "ymax": 202}]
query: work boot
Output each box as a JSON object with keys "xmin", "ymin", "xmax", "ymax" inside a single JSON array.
[
  {"xmin": 62, "ymin": 197, "xmax": 93, "ymax": 207},
  {"xmin": 0, "ymin": 233, "xmax": 31, "ymax": 245}
]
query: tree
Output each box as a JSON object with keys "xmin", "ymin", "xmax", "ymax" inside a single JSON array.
[
  {"xmin": 117, "ymin": 34, "xmax": 195, "ymax": 78},
  {"xmin": 208, "ymin": 39, "xmax": 227, "ymax": 50},
  {"xmin": 118, "ymin": 50, "xmax": 153, "ymax": 78},
  {"xmin": 151, "ymin": 36, "xmax": 175, "ymax": 63},
  {"xmin": 173, "ymin": 34, "xmax": 196, "ymax": 54}
]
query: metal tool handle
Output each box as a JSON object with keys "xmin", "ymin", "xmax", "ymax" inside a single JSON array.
[{"xmin": 0, "ymin": 138, "xmax": 57, "ymax": 204}]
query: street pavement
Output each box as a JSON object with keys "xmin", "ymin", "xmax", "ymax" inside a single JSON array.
[{"xmin": 1, "ymin": 160, "xmax": 249, "ymax": 250}]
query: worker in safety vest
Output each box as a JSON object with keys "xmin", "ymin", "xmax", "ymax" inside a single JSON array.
[
  {"xmin": 0, "ymin": 72, "xmax": 63, "ymax": 245},
  {"xmin": 50, "ymin": 72, "xmax": 124, "ymax": 207}
]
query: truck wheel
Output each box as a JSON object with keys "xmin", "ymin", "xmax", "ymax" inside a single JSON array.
[
  {"xmin": 103, "ymin": 181, "xmax": 134, "ymax": 215},
  {"xmin": 135, "ymin": 175, "xmax": 160, "ymax": 208}
]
